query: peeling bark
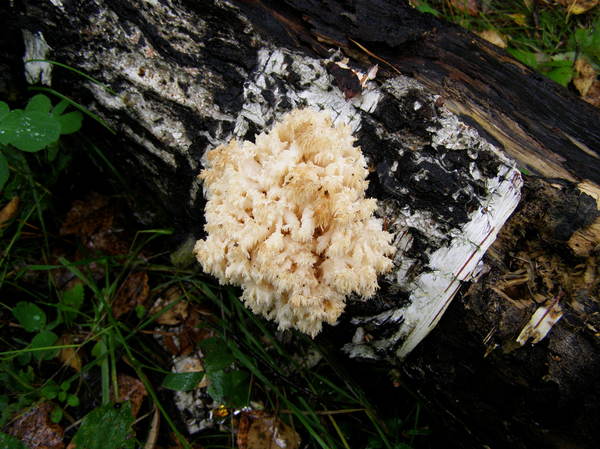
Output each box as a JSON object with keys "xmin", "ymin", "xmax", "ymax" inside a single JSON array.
[{"xmin": 5, "ymin": 0, "xmax": 600, "ymax": 448}]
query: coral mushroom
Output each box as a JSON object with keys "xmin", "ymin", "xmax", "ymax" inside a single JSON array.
[{"xmin": 194, "ymin": 109, "xmax": 395, "ymax": 336}]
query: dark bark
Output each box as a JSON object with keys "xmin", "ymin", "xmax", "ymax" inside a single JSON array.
[{"xmin": 4, "ymin": 1, "xmax": 600, "ymax": 448}]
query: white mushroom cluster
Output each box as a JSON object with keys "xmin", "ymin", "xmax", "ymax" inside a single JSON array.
[{"xmin": 194, "ymin": 109, "xmax": 394, "ymax": 336}]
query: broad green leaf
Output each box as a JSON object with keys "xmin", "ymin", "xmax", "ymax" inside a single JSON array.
[
  {"xmin": 41, "ymin": 383, "xmax": 59, "ymax": 399},
  {"xmin": 52, "ymin": 99, "xmax": 69, "ymax": 117},
  {"xmin": 58, "ymin": 110, "xmax": 83, "ymax": 134},
  {"xmin": 30, "ymin": 330, "xmax": 58, "ymax": 361},
  {"xmin": 0, "ymin": 152, "xmax": 8, "ymax": 191},
  {"xmin": 0, "ymin": 432, "xmax": 29, "ymax": 449},
  {"xmin": 50, "ymin": 407, "xmax": 63, "ymax": 423},
  {"xmin": 67, "ymin": 394, "xmax": 80, "ymax": 407},
  {"xmin": 25, "ymin": 94, "xmax": 52, "ymax": 114},
  {"xmin": 0, "ymin": 109, "xmax": 61, "ymax": 152},
  {"xmin": 545, "ymin": 66, "xmax": 574, "ymax": 86},
  {"xmin": 12, "ymin": 301, "xmax": 46, "ymax": 332},
  {"xmin": 207, "ymin": 369, "xmax": 249, "ymax": 408},
  {"xmin": 0, "ymin": 102, "xmax": 9, "ymax": 121},
  {"xmin": 71, "ymin": 402, "xmax": 134, "ymax": 449},
  {"xmin": 60, "ymin": 283, "xmax": 85, "ymax": 324},
  {"xmin": 162, "ymin": 371, "xmax": 204, "ymax": 391},
  {"xmin": 507, "ymin": 48, "xmax": 538, "ymax": 69},
  {"xmin": 199, "ymin": 337, "xmax": 235, "ymax": 372}
]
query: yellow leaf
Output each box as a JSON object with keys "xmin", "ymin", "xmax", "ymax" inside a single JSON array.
[
  {"xmin": 508, "ymin": 13, "xmax": 528, "ymax": 26},
  {"xmin": 0, "ymin": 196, "xmax": 20, "ymax": 227},
  {"xmin": 555, "ymin": 0, "xmax": 599, "ymax": 15},
  {"xmin": 477, "ymin": 29, "xmax": 508, "ymax": 48}
]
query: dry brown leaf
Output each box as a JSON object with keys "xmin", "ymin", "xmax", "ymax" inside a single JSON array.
[
  {"xmin": 583, "ymin": 79, "xmax": 600, "ymax": 107},
  {"xmin": 0, "ymin": 196, "xmax": 20, "ymax": 227},
  {"xmin": 237, "ymin": 412, "xmax": 300, "ymax": 449},
  {"xmin": 57, "ymin": 334, "xmax": 82, "ymax": 372},
  {"xmin": 150, "ymin": 287, "xmax": 189, "ymax": 325},
  {"xmin": 60, "ymin": 192, "xmax": 129, "ymax": 255},
  {"xmin": 112, "ymin": 374, "xmax": 148, "ymax": 417},
  {"xmin": 555, "ymin": 0, "xmax": 598, "ymax": 14},
  {"xmin": 112, "ymin": 271, "xmax": 150, "ymax": 318},
  {"xmin": 574, "ymin": 58, "xmax": 597, "ymax": 97},
  {"xmin": 477, "ymin": 29, "xmax": 508, "ymax": 48},
  {"xmin": 6, "ymin": 402, "xmax": 65, "ymax": 449},
  {"xmin": 449, "ymin": 0, "xmax": 479, "ymax": 15}
]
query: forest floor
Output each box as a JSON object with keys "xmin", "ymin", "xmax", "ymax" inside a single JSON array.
[{"xmin": 0, "ymin": 2, "xmax": 598, "ymax": 449}]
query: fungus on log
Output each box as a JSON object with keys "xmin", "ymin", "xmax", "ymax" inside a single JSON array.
[{"xmin": 6, "ymin": 0, "xmax": 600, "ymax": 447}]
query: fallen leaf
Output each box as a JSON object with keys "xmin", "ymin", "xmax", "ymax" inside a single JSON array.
[
  {"xmin": 60, "ymin": 192, "xmax": 129, "ymax": 255},
  {"xmin": 0, "ymin": 196, "xmax": 20, "ymax": 227},
  {"xmin": 583, "ymin": 79, "xmax": 600, "ymax": 107},
  {"xmin": 112, "ymin": 374, "xmax": 147, "ymax": 417},
  {"xmin": 574, "ymin": 58, "xmax": 596, "ymax": 97},
  {"xmin": 237, "ymin": 412, "xmax": 300, "ymax": 449},
  {"xmin": 449, "ymin": 0, "xmax": 479, "ymax": 15},
  {"xmin": 477, "ymin": 29, "xmax": 508, "ymax": 48},
  {"xmin": 112, "ymin": 272, "xmax": 150, "ymax": 319},
  {"xmin": 150, "ymin": 287, "xmax": 189, "ymax": 325},
  {"xmin": 6, "ymin": 402, "xmax": 65, "ymax": 449},
  {"xmin": 57, "ymin": 334, "xmax": 82, "ymax": 372},
  {"xmin": 555, "ymin": 0, "xmax": 598, "ymax": 14}
]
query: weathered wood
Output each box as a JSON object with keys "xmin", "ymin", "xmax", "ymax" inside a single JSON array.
[{"xmin": 6, "ymin": 0, "xmax": 600, "ymax": 448}]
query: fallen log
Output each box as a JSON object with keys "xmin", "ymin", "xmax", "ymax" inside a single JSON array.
[{"xmin": 6, "ymin": 0, "xmax": 600, "ymax": 447}]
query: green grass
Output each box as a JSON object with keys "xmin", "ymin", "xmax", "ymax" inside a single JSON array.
[{"xmin": 413, "ymin": 0, "xmax": 599, "ymax": 88}]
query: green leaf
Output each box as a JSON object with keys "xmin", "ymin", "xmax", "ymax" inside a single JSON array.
[
  {"xmin": 12, "ymin": 302, "xmax": 47, "ymax": 332},
  {"xmin": 59, "ymin": 283, "xmax": 85, "ymax": 324},
  {"xmin": 507, "ymin": 48, "xmax": 538, "ymax": 69},
  {"xmin": 42, "ymin": 383, "xmax": 59, "ymax": 399},
  {"xmin": 0, "ymin": 152, "xmax": 8, "ymax": 191},
  {"xmin": 162, "ymin": 372, "xmax": 204, "ymax": 391},
  {"xmin": 50, "ymin": 407, "xmax": 63, "ymax": 423},
  {"xmin": 545, "ymin": 66, "xmax": 574, "ymax": 86},
  {"xmin": 30, "ymin": 330, "xmax": 58, "ymax": 361},
  {"xmin": 0, "ymin": 432, "xmax": 29, "ymax": 449},
  {"xmin": 58, "ymin": 111, "xmax": 83, "ymax": 135},
  {"xmin": 0, "ymin": 102, "xmax": 9, "ymax": 121},
  {"xmin": 0, "ymin": 109, "xmax": 61, "ymax": 152},
  {"xmin": 207, "ymin": 369, "xmax": 250, "ymax": 408},
  {"xmin": 25, "ymin": 94, "xmax": 52, "ymax": 114},
  {"xmin": 67, "ymin": 394, "xmax": 80, "ymax": 407},
  {"xmin": 199, "ymin": 337, "xmax": 235, "ymax": 372},
  {"xmin": 71, "ymin": 403, "xmax": 134, "ymax": 449},
  {"xmin": 52, "ymin": 99, "xmax": 69, "ymax": 117}
]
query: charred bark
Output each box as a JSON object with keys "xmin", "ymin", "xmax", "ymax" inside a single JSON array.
[{"xmin": 4, "ymin": 0, "xmax": 600, "ymax": 448}]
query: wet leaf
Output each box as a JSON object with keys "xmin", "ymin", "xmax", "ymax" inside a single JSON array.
[
  {"xmin": 58, "ymin": 111, "xmax": 83, "ymax": 135},
  {"xmin": 0, "ymin": 196, "xmax": 20, "ymax": 226},
  {"xmin": 113, "ymin": 374, "xmax": 147, "ymax": 417},
  {"xmin": 12, "ymin": 301, "xmax": 46, "ymax": 332},
  {"xmin": 112, "ymin": 272, "xmax": 150, "ymax": 319},
  {"xmin": 68, "ymin": 403, "xmax": 134, "ymax": 449},
  {"xmin": 199, "ymin": 337, "xmax": 235, "ymax": 372},
  {"xmin": 162, "ymin": 372, "xmax": 205, "ymax": 391},
  {"xmin": 6, "ymin": 402, "xmax": 65, "ymax": 449},
  {"xmin": 0, "ymin": 109, "xmax": 61, "ymax": 152}
]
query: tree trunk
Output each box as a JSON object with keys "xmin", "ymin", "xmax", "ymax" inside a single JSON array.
[{"xmin": 6, "ymin": 0, "xmax": 600, "ymax": 448}]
